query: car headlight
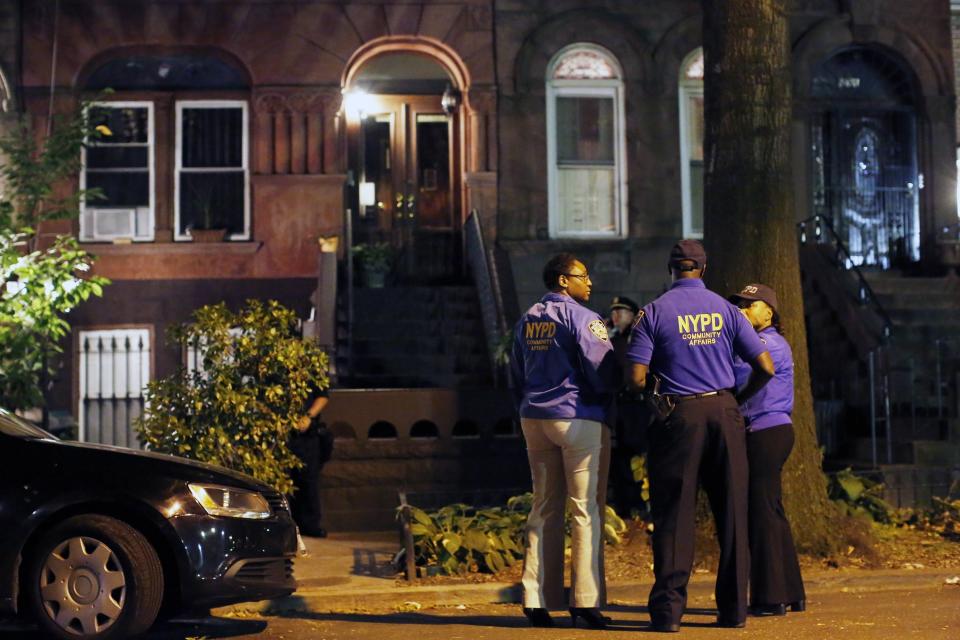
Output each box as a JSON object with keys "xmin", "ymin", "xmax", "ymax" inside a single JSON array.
[{"xmin": 188, "ymin": 483, "xmax": 272, "ymax": 520}]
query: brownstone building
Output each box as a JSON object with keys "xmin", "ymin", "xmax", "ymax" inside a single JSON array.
[{"xmin": 7, "ymin": 1, "xmax": 959, "ymax": 526}]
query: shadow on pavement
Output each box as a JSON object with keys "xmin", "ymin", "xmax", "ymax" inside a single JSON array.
[
  {"xmin": 0, "ymin": 615, "xmax": 266, "ymax": 638},
  {"xmin": 270, "ymin": 608, "xmax": 724, "ymax": 632}
]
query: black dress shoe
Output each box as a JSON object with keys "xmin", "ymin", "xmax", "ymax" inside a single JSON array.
[
  {"xmin": 789, "ymin": 600, "xmax": 806, "ymax": 612},
  {"xmin": 717, "ymin": 616, "xmax": 746, "ymax": 628},
  {"xmin": 523, "ymin": 607, "xmax": 554, "ymax": 628},
  {"xmin": 569, "ymin": 607, "xmax": 607, "ymax": 629},
  {"xmin": 749, "ymin": 603, "xmax": 787, "ymax": 617},
  {"xmin": 650, "ymin": 621, "xmax": 680, "ymax": 632}
]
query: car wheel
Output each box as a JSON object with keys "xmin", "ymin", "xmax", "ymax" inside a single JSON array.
[{"xmin": 27, "ymin": 514, "xmax": 163, "ymax": 639}]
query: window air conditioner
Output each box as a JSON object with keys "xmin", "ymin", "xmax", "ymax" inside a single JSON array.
[{"xmin": 91, "ymin": 208, "xmax": 136, "ymax": 240}]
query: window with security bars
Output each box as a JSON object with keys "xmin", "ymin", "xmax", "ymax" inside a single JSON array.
[
  {"xmin": 80, "ymin": 103, "xmax": 154, "ymax": 241},
  {"xmin": 546, "ymin": 45, "xmax": 627, "ymax": 238},
  {"xmin": 175, "ymin": 101, "xmax": 249, "ymax": 240},
  {"xmin": 78, "ymin": 329, "xmax": 151, "ymax": 449}
]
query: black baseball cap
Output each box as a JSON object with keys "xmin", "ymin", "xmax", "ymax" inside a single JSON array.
[
  {"xmin": 669, "ymin": 239, "xmax": 707, "ymax": 268},
  {"xmin": 729, "ymin": 283, "xmax": 779, "ymax": 312},
  {"xmin": 609, "ymin": 296, "xmax": 639, "ymax": 314}
]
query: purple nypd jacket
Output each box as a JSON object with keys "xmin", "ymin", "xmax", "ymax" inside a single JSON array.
[
  {"xmin": 510, "ymin": 292, "xmax": 620, "ymax": 423},
  {"xmin": 734, "ymin": 326, "xmax": 794, "ymax": 431}
]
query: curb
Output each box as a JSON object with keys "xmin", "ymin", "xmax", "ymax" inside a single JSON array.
[
  {"xmin": 214, "ymin": 569, "xmax": 958, "ymax": 616},
  {"xmin": 214, "ymin": 582, "xmax": 522, "ymax": 615}
]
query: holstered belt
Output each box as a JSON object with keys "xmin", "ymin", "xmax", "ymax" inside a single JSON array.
[{"xmin": 670, "ymin": 390, "xmax": 723, "ymax": 402}]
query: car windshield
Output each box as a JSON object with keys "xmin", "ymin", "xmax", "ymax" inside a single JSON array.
[{"xmin": 0, "ymin": 408, "xmax": 57, "ymax": 440}]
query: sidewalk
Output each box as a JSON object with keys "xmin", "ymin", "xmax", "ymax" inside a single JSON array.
[{"xmin": 214, "ymin": 532, "xmax": 960, "ymax": 616}]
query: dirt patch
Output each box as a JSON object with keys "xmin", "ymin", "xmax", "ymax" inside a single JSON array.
[{"xmin": 400, "ymin": 517, "xmax": 960, "ymax": 586}]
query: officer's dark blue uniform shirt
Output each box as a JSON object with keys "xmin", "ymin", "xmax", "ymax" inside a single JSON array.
[
  {"xmin": 510, "ymin": 292, "xmax": 619, "ymax": 423},
  {"xmin": 626, "ymin": 279, "xmax": 766, "ymax": 396},
  {"xmin": 734, "ymin": 326, "xmax": 793, "ymax": 431}
]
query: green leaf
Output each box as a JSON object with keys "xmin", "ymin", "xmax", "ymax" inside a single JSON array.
[
  {"xmin": 484, "ymin": 551, "xmax": 506, "ymax": 573},
  {"xmin": 441, "ymin": 533, "xmax": 462, "ymax": 555},
  {"xmin": 462, "ymin": 529, "xmax": 489, "ymax": 553}
]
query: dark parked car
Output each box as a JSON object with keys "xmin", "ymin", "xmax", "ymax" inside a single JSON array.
[{"xmin": 0, "ymin": 408, "xmax": 297, "ymax": 639}]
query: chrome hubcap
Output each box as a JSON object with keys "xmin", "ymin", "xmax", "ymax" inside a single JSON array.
[{"xmin": 40, "ymin": 536, "xmax": 126, "ymax": 636}]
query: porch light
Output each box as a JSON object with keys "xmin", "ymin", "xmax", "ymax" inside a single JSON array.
[
  {"xmin": 342, "ymin": 88, "xmax": 376, "ymax": 118},
  {"xmin": 358, "ymin": 182, "xmax": 376, "ymax": 208},
  {"xmin": 441, "ymin": 84, "xmax": 460, "ymax": 116}
]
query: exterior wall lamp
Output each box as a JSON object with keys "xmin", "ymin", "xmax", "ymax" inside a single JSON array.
[{"xmin": 441, "ymin": 84, "xmax": 460, "ymax": 116}]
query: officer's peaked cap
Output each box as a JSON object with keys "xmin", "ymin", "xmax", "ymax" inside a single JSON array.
[{"xmin": 609, "ymin": 296, "xmax": 639, "ymax": 314}]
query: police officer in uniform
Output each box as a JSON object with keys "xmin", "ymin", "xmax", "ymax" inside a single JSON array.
[
  {"xmin": 510, "ymin": 253, "xmax": 619, "ymax": 629},
  {"xmin": 608, "ymin": 296, "xmax": 651, "ymax": 514},
  {"xmin": 729, "ymin": 283, "xmax": 806, "ymax": 616},
  {"xmin": 626, "ymin": 240, "xmax": 775, "ymax": 632}
]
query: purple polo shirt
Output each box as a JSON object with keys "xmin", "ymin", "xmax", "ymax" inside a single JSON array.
[
  {"xmin": 626, "ymin": 279, "xmax": 767, "ymax": 395},
  {"xmin": 510, "ymin": 292, "xmax": 619, "ymax": 423},
  {"xmin": 734, "ymin": 327, "xmax": 793, "ymax": 431}
]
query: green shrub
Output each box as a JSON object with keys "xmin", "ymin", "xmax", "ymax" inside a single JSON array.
[
  {"xmin": 136, "ymin": 300, "xmax": 329, "ymax": 494},
  {"xmin": 829, "ymin": 468, "xmax": 896, "ymax": 524},
  {"xmin": 404, "ymin": 493, "xmax": 628, "ymax": 576}
]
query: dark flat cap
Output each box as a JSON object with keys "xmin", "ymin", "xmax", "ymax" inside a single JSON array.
[
  {"xmin": 729, "ymin": 283, "xmax": 779, "ymax": 312},
  {"xmin": 669, "ymin": 239, "xmax": 707, "ymax": 267}
]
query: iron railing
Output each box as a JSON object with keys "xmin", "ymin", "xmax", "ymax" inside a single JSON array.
[
  {"xmin": 79, "ymin": 334, "xmax": 148, "ymax": 448},
  {"xmin": 798, "ymin": 213, "xmax": 893, "ymax": 338},
  {"xmin": 465, "ymin": 209, "xmax": 508, "ymax": 384},
  {"xmin": 812, "ymin": 185, "xmax": 920, "ymax": 267}
]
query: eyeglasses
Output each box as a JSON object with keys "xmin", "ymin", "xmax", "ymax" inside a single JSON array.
[{"xmin": 563, "ymin": 272, "xmax": 591, "ymax": 281}]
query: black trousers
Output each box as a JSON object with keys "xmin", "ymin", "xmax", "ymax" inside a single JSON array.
[
  {"xmin": 747, "ymin": 424, "xmax": 805, "ymax": 606},
  {"xmin": 288, "ymin": 422, "xmax": 334, "ymax": 532},
  {"xmin": 647, "ymin": 392, "xmax": 749, "ymax": 625},
  {"xmin": 610, "ymin": 396, "xmax": 652, "ymax": 514}
]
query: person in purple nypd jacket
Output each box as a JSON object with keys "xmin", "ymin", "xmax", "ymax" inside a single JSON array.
[
  {"xmin": 730, "ymin": 283, "xmax": 806, "ymax": 617},
  {"xmin": 625, "ymin": 240, "xmax": 775, "ymax": 632},
  {"xmin": 510, "ymin": 253, "xmax": 619, "ymax": 630}
]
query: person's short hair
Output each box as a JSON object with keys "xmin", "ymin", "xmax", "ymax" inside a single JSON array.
[{"xmin": 542, "ymin": 253, "xmax": 580, "ymax": 289}]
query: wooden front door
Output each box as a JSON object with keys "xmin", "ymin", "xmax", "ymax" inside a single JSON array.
[{"xmin": 351, "ymin": 95, "xmax": 461, "ymax": 283}]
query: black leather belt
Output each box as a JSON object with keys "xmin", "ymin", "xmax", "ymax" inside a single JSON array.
[{"xmin": 671, "ymin": 390, "xmax": 723, "ymax": 401}]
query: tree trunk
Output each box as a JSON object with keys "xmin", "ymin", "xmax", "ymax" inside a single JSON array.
[{"xmin": 702, "ymin": 0, "xmax": 839, "ymax": 553}]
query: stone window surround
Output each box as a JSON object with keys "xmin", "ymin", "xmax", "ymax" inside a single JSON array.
[
  {"xmin": 80, "ymin": 101, "xmax": 156, "ymax": 242},
  {"xmin": 77, "ymin": 92, "xmax": 251, "ymax": 244},
  {"xmin": 679, "ymin": 47, "xmax": 704, "ymax": 240},
  {"xmin": 545, "ymin": 43, "xmax": 628, "ymax": 240}
]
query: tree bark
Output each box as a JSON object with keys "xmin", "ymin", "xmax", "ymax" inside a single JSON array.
[{"xmin": 702, "ymin": 0, "xmax": 838, "ymax": 553}]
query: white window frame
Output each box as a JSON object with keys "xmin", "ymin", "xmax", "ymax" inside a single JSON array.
[
  {"xmin": 546, "ymin": 45, "xmax": 628, "ymax": 239},
  {"xmin": 77, "ymin": 327, "xmax": 151, "ymax": 446},
  {"xmin": 679, "ymin": 49, "xmax": 704, "ymax": 239},
  {"xmin": 174, "ymin": 99, "xmax": 250, "ymax": 241},
  {"xmin": 80, "ymin": 101, "xmax": 155, "ymax": 242}
]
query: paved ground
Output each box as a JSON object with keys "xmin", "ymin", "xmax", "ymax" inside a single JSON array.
[
  {"xmin": 2, "ymin": 533, "xmax": 958, "ymax": 638},
  {"xmin": 3, "ymin": 585, "xmax": 958, "ymax": 638}
]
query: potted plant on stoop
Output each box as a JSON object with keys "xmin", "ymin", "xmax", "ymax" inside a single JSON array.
[{"xmin": 352, "ymin": 242, "xmax": 394, "ymax": 288}]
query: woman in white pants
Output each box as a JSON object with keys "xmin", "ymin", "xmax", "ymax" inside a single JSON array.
[{"xmin": 510, "ymin": 254, "xmax": 619, "ymax": 629}]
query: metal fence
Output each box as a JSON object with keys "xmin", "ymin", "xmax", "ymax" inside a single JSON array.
[
  {"xmin": 78, "ymin": 330, "xmax": 150, "ymax": 448},
  {"xmin": 812, "ymin": 185, "xmax": 920, "ymax": 268}
]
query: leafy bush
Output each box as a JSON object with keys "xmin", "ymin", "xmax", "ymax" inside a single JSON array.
[
  {"xmin": 829, "ymin": 468, "xmax": 896, "ymax": 524},
  {"xmin": 404, "ymin": 493, "xmax": 628, "ymax": 576},
  {"xmin": 352, "ymin": 242, "xmax": 394, "ymax": 272},
  {"xmin": 1, "ymin": 230, "xmax": 108, "ymax": 410},
  {"xmin": 136, "ymin": 300, "xmax": 329, "ymax": 494},
  {"xmin": 0, "ymin": 102, "xmax": 111, "ymax": 410}
]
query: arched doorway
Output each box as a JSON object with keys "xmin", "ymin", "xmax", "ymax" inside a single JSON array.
[
  {"xmin": 810, "ymin": 46, "xmax": 920, "ymax": 268},
  {"xmin": 342, "ymin": 43, "xmax": 467, "ymax": 284}
]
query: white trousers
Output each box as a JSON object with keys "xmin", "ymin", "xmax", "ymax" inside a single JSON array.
[{"xmin": 520, "ymin": 417, "xmax": 610, "ymax": 609}]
